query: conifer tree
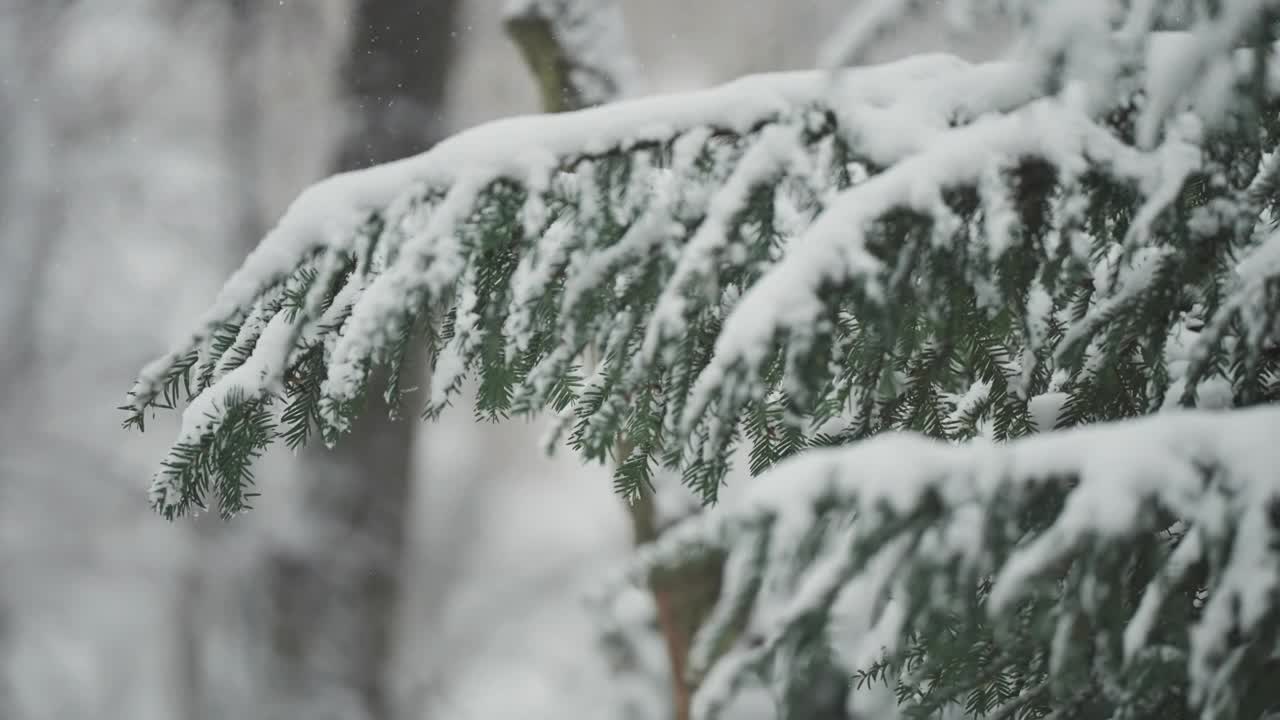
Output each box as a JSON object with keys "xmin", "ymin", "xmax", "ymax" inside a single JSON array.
[{"xmin": 125, "ymin": 2, "xmax": 1280, "ymax": 718}]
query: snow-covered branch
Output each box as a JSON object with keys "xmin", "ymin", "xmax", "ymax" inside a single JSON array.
[
  {"xmin": 623, "ymin": 405, "xmax": 1280, "ymax": 720},
  {"xmin": 128, "ymin": 52, "xmax": 973, "ymax": 411},
  {"xmin": 126, "ymin": 28, "xmax": 1280, "ymax": 519}
]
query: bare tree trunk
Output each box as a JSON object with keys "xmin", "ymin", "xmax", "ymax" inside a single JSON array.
[
  {"xmin": 333, "ymin": 0, "xmax": 456, "ymax": 172},
  {"xmin": 265, "ymin": 2, "xmax": 458, "ymax": 719}
]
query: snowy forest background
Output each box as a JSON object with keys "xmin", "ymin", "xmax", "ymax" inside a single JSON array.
[{"xmin": 0, "ymin": 2, "xmax": 1003, "ymax": 718}]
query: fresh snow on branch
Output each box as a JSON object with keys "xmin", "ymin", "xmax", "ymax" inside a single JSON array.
[
  {"xmin": 678, "ymin": 91, "xmax": 1199, "ymax": 435},
  {"xmin": 622, "ymin": 405, "xmax": 1280, "ymax": 720},
  {"xmin": 823, "ymin": 1, "xmax": 1280, "ymax": 143},
  {"xmin": 127, "ymin": 30, "xmax": 1280, "ymax": 520},
  {"xmin": 128, "ymin": 51, "xmax": 972, "ymax": 412}
]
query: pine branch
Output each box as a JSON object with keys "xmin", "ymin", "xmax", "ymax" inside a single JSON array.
[
  {"xmin": 626, "ymin": 406, "xmax": 1280, "ymax": 720},
  {"xmin": 127, "ymin": 42, "xmax": 1280, "ymax": 516}
]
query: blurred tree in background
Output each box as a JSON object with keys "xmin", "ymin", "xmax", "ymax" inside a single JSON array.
[{"xmin": 266, "ymin": 2, "xmax": 457, "ymax": 719}]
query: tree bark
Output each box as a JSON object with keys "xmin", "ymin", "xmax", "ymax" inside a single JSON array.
[
  {"xmin": 629, "ymin": 492, "xmax": 725, "ymax": 720},
  {"xmin": 266, "ymin": 2, "xmax": 458, "ymax": 719}
]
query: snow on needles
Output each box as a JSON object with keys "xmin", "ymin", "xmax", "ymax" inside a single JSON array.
[
  {"xmin": 129, "ymin": 52, "xmax": 968, "ymax": 409},
  {"xmin": 632, "ymin": 405, "xmax": 1280, "ymax": 720},
  {"xmin": 681, "ymin": 91, "xmax": 1159, "ymax": 434},
  {"xmin": 130, "ymin": 16, "xmax": 1280, "ymax": 528}
]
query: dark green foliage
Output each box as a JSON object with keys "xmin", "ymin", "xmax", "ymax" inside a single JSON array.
[
  {"xmin": 154, "ymin": 389, "xmax": 275, "ymax": 520},
  {"xmin": 279, "ymin": 345, "xmax": 326, "ymax": 451},
  {"xmin": 120, "ymin": 348, "xmax": 198, "ymax": 431}
]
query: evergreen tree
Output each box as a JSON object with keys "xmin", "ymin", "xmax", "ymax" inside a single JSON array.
[{"xmin": 125, "ymin": 2, "xmax": 1280, "ymax": 718}]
